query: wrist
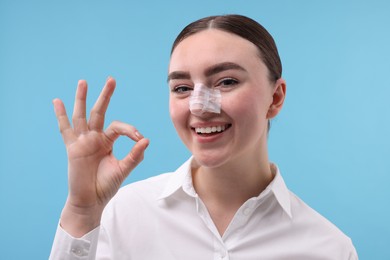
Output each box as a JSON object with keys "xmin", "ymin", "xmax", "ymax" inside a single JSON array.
[{"xmin": 60, "ymin": 200, "xmax": 104, "ymax": 238}]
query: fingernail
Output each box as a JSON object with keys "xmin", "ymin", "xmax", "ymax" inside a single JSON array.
[
  {"xmin": 135, "ymin": 131, "xmax": 144, "ymax": 140},
  {"xmin": 106, "ymin": 76, "xmax": 112, "ymax": 81}
]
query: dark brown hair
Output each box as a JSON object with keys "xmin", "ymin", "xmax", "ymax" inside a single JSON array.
[{"xmin": 171, "ymin": 14, "xmax": 282, "ymax": 82}]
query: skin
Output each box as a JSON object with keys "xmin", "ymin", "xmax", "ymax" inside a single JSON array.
[
  {"xmin": 53, "ymin": 28, "xmax": 286, "ymax": 238},
  {"xmin": 53, "ymin": 78, "xmax": 149, "ymax": 237},
  {"xmin": 168, "ymin": 29, "xmax": 286, "ymax": 235}
]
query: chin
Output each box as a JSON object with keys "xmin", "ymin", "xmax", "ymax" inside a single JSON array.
[{"xmin": 192, "ymin": 152, "xmax": 230, "ymax": 169}]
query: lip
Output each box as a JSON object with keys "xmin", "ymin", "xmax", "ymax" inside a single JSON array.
[{"xmin": 190, "ymin": 121, "xmax": 230, "ymax": 128}]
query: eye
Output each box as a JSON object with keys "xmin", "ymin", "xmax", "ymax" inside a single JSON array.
[
  {"xmin": 172, "ymin": 85, "xmax": 193, "ymax": 94},
  {"xmin": 217, "ymin": 78, "xmax": 238, "ymax": 88}
]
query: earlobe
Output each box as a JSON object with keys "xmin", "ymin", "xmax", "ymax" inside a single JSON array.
[{"xmin": 267, "ymin": 78, "xmax": 286, "ymax": 119}]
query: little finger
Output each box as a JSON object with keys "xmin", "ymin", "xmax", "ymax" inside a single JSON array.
[{"xmin": 53, "ymin": 98, "xmax": 75, "ymax": 145}]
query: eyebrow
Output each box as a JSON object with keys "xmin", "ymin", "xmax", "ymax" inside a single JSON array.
[
  {"xmin": 167, "ymin": 62, "xmax": 246, "ymax": 82},
  {"xmin": 204, "ymin": 62, "xmax": 246, "ymax": 77},
  {"xmin": 167, "ymin": 71, "xmax": 190, "ymax": 82}
]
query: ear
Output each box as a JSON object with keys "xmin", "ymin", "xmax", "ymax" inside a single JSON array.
[{"xmin": 267, "ymin": 78, "xmax": 286, "ymax": 119}]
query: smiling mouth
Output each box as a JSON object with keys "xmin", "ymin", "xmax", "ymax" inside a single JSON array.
[{"xmin": 193, "ymin": 124, "xmax": 232, "ymax": 135}]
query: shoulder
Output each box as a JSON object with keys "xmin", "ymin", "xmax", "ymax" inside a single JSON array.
[
  {"xmin": 289, "ymin": 191, "xmax": 357, "ymax": 256},
  {"xmin": 100, "ymin": 171, "xmax": 176, "ymax": 226},
  {"xmin": 104, "ymin": 157, "xmax": 193, "ymax": 216},
  {"xmin": 114, "ymin": 172, "xmax": 175, "ymax": 204}
]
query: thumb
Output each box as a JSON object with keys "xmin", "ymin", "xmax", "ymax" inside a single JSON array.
[{"xmin": 118, "ymin": 138, "xmax": 150, "ymax": 177}]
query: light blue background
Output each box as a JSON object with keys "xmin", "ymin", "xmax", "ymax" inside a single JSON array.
[{"xmin": 0, "ymin": 0, "xmax": 389, "ymax": 259}]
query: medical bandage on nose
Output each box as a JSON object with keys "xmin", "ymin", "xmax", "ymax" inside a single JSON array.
[{"xmin": 189, "ymin": 83, "xmax": 221, "ymax": 116}]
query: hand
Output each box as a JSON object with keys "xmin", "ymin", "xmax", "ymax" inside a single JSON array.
[{"xmin": 53, "ymin": 77, "xmax": 149, "ymax": 236}]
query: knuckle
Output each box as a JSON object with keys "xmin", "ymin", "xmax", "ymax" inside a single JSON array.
[
  {"xmin": 59, "ymin": 127, "xmax": 70, "ymax": 135},
  {"xmin": 110, "ymin": 120, "xmax": 120, "ymax": 127},
  {"xmin": 128, "ymin": 151, "xmax": 141, "ymax": 165}
]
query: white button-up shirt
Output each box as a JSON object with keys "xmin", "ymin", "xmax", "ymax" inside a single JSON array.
[{"xmin": 50, "ymin": 157, "xmax": 358, "ymax": 259}]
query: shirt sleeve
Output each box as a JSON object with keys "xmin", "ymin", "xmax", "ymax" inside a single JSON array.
[{"xmin": 49, "ymin": 222, "xmax": 100, "ymax": 260}]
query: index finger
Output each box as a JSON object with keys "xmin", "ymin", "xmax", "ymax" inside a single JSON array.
[{"xmin": 88, "ymin": 77, "xmax": 116, "ymax": 131}]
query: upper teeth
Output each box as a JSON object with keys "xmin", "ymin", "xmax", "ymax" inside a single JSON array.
[{"xmin": 195, "ymin": 125, "xmax": 226, "ymax": 134}]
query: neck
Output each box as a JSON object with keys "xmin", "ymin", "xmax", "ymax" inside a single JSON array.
[
  {"xmin": 192, "ymin": 151, "xmax": 273, "ymax": 236},
  {"xmin": 192, "ymin": 151, "xmax": 273, "ymax": 208}
]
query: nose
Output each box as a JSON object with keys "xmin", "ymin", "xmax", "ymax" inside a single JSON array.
[{"xmin": 189, "ymin": 83, "xmax": 221, "ymax": 116}]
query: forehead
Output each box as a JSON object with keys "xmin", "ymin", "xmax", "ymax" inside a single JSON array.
[{"xmin": 169, "ymin": 29, "xmax": 261, "ymax": 73}]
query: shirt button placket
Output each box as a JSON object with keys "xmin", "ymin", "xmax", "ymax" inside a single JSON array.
[
  {"xmin": 220, "ymin": 249, "xmax": 229, "ymax": 260},
  {"xmin": 71, "ymin": 246, "xmax": 86, "ymax": 257},
  {"xmin": 214, "ymin": 243, "xmax": 229, "ymax": 260}
]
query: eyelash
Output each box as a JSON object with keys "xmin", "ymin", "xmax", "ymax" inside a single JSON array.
[
  {"xmin": 171, "ymin": 78, "xmax": 239, "ymax": 94},
  {"xmin": 216, "ymin": 78, "xmax": 238, "ymax": 88},
  {"xmin": 172, "ymin": 85, "xmax": 193, "ymax": 93}
]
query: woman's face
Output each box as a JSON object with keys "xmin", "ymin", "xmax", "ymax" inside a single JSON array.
[{"xmin": 168, "ymin": 29, "xmax": 283, "ymax": 168}]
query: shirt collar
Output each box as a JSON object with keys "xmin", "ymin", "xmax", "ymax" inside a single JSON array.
[
  {"xmin": 266, "ymin": 163, "xmax": 292, "ymax": 218},
  {"xmin": 157, "ymin": 158, "xmax": 292, "ymax": 218},
  {"xmin": 157, "ymin": 157, "xmax": 195, "ymax": 200}
]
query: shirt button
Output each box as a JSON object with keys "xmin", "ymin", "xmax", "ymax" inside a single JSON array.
[
  {"xmin": 243, "ymin": 207, "xmax": 251, "ymax": 215},
  {"xmin": 220, "ymin": 249, "xmax": 227, "ymax": 258},
  {"xmin": 71, "ymin": 247, "xmax": 86, "ymax": 257}
]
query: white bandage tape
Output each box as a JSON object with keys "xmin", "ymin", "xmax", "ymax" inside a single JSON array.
[{"xmin": 189, "ymin": 83, "xmax": 221, "ymax": 116}]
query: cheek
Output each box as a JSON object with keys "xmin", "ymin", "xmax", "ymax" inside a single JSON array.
[
  {"xmin": 169, "ymin": 98, "xmax": 189, "ymax": 127},
  {"xmin": 223, "ymin": 90, "xmax": 266, "ymax": 114},
  {"xmin": 222, "ymin": 89, "xmax": 270, "ymax": 127}
]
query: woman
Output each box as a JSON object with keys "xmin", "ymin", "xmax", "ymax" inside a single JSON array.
[{"xmin": 50, "ymin": 14, "xmax": 358, "ymax": 259}]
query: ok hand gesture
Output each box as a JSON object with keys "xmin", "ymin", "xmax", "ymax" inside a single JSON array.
[{"xmin": 53, "ymin": 77, "xmax": 149, "ymax": 237}]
